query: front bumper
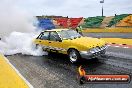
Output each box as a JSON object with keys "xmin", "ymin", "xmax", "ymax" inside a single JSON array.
[{"xmin": 80, "ymin": 45, "xmax": 107, "ymax": 59}]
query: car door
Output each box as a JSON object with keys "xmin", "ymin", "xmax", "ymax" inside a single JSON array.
[
  {"xmin": 48, "ymin": 31, "xmax": 64, "ymax": 53},
  {"xmin": 36, "ymin": 31, "xmax": 50, "ymax": 50}
]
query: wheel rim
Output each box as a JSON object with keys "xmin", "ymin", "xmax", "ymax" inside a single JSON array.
[{"xmin": 69, "ymin": 50, "xmax": 77, "ymax": 62}]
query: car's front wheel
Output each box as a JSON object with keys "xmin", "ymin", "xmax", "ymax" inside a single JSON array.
[{"xmin": 68, "ymin": 49, "xmax": 81, "ymax": 63}]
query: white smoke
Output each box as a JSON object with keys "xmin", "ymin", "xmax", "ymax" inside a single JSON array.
[
  {"xmin": 0, "ymin": 32, "xmax": 47, "ymax": 56},
  {"xmin": 0, "ymin": 0, "xmax": 47, "ymax": 56},
  {"xmin": 0, "ymin": 0, "xmax": 37, "ymax": 37}
]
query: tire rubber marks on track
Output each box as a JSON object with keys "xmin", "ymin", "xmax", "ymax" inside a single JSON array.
[{"xmin": 107, "ymin": 43, "xmax": 132, "ymax": 48}]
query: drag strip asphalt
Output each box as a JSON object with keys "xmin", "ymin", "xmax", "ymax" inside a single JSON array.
[
  {"xmin": 6, "ymin": 46, "xmax": 132, "ymax": 88},
  {"xmin": 5, "ymin": 33, "xmax": 132, "ymax": 88}
]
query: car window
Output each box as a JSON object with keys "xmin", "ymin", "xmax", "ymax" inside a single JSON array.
[
  {"xmin": 36, "ymin": 32, "xmax": 43, "ymax": 39},
  {"xmin": 50, "ymin": 32, "xmax": 60, "ymax": 41},
  {"xmin": 58, "ymin": 30, "xmax": 81, "ymax": 39},
  {"xmin": 40, "ymin": 32, "xmax": 49, "ymax": 40}
]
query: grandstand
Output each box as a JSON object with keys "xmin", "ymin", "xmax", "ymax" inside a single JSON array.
[
  {"xmin": 36, "ymin": 14, "xmax": 132, "ymax": 29},
  {"xmin": 68, "ymin": 18, "xmax": 83, "ymax": 28},
  {"xmin": 36, "ymin": 16, "xmax": 83, "ymax": 29},
  {"xmin": 108, "ymin": 14, "xmax": 130, "ymax": 27},
  {"xmin": 37, "ymin": 18, "xmax": 55, "ymax": 30},
  {"xmin": 116, "ymin": 15, "xmax": 132, "ymax": 27},
  {"xmin": 55, "ymin": 18, "xmax": 68, "ymax": 28},
  {"xmin": 82, "ymin": 16, "xmax": 105, "ymax": 28}
]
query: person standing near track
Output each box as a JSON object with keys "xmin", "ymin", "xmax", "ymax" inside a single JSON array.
[{"xmin": 76, "ymin": 25, "xmax": 83, "ymax": 35}]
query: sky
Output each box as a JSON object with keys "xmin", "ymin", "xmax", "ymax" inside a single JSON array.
[{"xmin": 1, "ymin": 0, "xmax": 132, "ymax": 17}]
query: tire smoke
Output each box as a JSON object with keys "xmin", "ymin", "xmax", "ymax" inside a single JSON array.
[{"xmin": 0, "ymin": 0, "xmax": 47, "ymax": 56}]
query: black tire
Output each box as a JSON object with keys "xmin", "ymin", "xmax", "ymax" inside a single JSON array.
[{"xmin": 68, "ymin": 49, "xmax": 81, "ymax": 63}]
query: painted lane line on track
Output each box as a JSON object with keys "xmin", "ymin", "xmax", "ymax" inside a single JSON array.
[
  {"xmin": 115, "ymin": 46, "xmax": 120, "ymax": 47},
  {"xmin": 123, "ymin": 47, "xmax": 129, "ymax": 48},
  {"xmin": 107, "ymin": 45, "xmax": 111, "ymax": 46},
  {"xmin": 107, "ymin": 44, "xmax": 132, "ymax": 49},
  {"xmin": 2, "ymin": 55, "xmax": 34, "ymax": 88},
  {"xmin": 119, "ymin": 44, "xmax": 123, "ymax": 45}
]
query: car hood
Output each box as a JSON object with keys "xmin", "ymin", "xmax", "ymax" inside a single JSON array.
[{"xmin": 65, "ymin": 37, "xmax": 106, "ymax": 49}]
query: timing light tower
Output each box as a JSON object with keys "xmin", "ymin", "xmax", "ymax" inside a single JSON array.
[{"xmin": 100, "ymin": 0, "xmax": 104, "ymax": 17}]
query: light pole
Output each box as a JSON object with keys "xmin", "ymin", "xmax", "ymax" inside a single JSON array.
[{"xmin": 100, "ymin": 0, "xmax": 104, "ymax": 17}]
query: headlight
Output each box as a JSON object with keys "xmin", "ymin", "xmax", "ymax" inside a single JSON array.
[
  {"xmin": 90, "ymin": 48, "xmax": 97, "ymax": 53},
  {"xmin": 90, "ymin": 50, "xmax": 95, "ymax": 54},
  {"xmin": 90, "ymin": 47, "xmax": 101, "ymax": 53},
  {"xmin": 89, "ymin": 44, "xmax": 108, "ymax": 54},
  {"xmin": 90, "ymin": 48, "xmax": 95, "ymax": 53}
]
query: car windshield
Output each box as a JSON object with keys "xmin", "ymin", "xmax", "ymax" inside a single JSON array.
[{"xmin": 57, "ymin": 30, "xmax": 82, "ymax": 39}]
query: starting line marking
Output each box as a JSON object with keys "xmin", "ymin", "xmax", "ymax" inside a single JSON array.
[
  {"xmin": 115, "ymin": 46, "xmax": 120, "ymax": 47},
  {"xmin": 123, "ymin": 47, "xmax": 129, "ymax": 48},
  {"xmin": 107, "ymin": 44, "xmax": 132, "ymax": 49}
]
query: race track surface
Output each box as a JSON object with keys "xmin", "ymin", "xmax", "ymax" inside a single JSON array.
[
  {"xmin": 6, "ymin": 46, "xmax": 132, "ymax": 88},
  {"xmin": 5, "ymin": 33, "xmax": 132, "ymax": 88}
]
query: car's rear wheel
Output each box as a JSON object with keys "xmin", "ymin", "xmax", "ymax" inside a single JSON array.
[{"xmin": 68, "ymin": 49, "xmax": 81, "ymax": 63}]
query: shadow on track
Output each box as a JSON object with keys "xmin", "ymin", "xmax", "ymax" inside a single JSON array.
[{"xmin": 46, "ymin": 52, "xmax": 104, "ymax": 74}]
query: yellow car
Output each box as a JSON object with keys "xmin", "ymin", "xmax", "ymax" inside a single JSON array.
[{"xmin": 34, "ymin": 29, "xmax": 107, "ymax": 63}]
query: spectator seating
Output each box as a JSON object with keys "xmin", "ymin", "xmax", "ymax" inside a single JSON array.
[
  {"xmin": 37, "ymin": 18, "xmax": 55, "ymax": 30},
  {"xmin": 116, "ymin": 15, "xmax": 132, "ymax": 27},
  {"xmin": 69, "ymin": 18, "xmax": 83, "ymax": 28},
  {"xmin": 55, "ymin": 18, "xmax": 68, "ymax": 28},
  {"xmin": 82, "ymin": 16, "xmax": 105, "ymax": 28},
  {"xmin": 108, "ymin": 14, "xmax": 129, "ymax": 27}
]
